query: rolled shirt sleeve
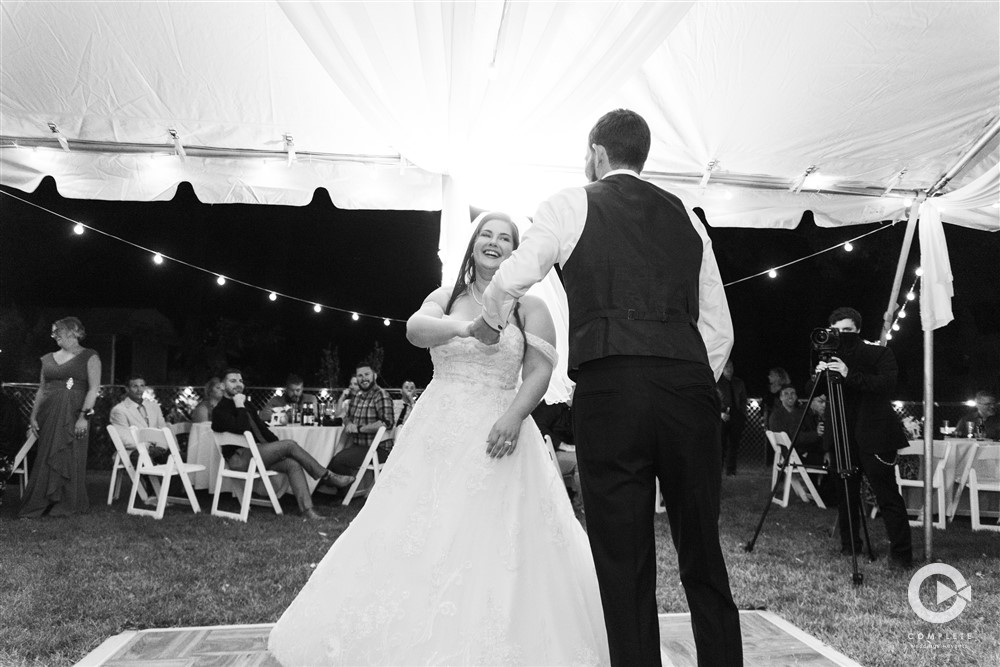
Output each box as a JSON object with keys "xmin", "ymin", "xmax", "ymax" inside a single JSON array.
[
  {"xmin": 482, "ymin": 187, "xmax": 586, "ymax": 330},
  {"xmin": 688, "ymin": 207, "xmax": 734, "ymax": 381}
]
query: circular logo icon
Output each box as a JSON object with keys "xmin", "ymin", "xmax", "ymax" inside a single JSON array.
[{"xmin": 908, "ymin": 563, "xmax": 971, "ymax": 623}]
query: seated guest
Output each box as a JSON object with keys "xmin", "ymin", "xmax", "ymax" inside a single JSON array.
[
  {"xmin": 799, "ymin": 394, "xmax": 827, "ymax": 466},
  {"xmin": 110, "ymin": 374, "xmax": 169, "ymax": 465},
  {"xmin": 190, "ymin": 377, "xmax": 224, "ymax": 423},
  {"xmin": 767, "ymin": 385, "xmax": 823, "ymax": 465},
  {"xmin": 328, "ymin": 363, "xmax": 395, "ymax": 489},
  {"xmin": 955, "ymin": 390, "xmax": 999, "ymax": 439},
  {"xmin": 259, "ymin": 374, "xmax": 319, "ymax": 423},
  {"xmin": 764, "ymin": 367, "xmax": 792, "ymax": 424},
  {"xmin": 212, "ymin": 369, "xmax": 354, "ymax": 520},
  {"xmin": 336, "ymin": 376, "xmax": 360, "ymax": 419},
  {"xmin": 396, "ymin": 380, "xmax": 418, "ymax": 427}
]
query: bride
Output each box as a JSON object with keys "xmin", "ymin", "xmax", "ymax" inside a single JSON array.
[{"xmin": 268, "ymin": 212, "xmax": 610, "ymax": 666}]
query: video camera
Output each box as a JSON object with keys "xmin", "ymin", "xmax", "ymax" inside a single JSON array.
[{"xmin": 810, "ymin": 327, "xmax": 841, "ymax": 354}]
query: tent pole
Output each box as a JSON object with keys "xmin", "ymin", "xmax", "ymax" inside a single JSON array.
[
  {"xmin": 922, "ymin": 319, "xmax": 934, "ymax": 561},
  {"xmin": 880, "ymin": 195, "xmax": 923, "ymax": 344},
  {"xmin": 926, "ymin": 117, "xmax": 1000, "ymax": 196}
]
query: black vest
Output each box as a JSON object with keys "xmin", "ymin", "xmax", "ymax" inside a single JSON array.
[{"xmin": 562, "ymin": 174, "xmax": 710, "ymax": 375}]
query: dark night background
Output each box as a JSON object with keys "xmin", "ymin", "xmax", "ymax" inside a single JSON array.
[{"xmin": 2, "ymin": 177, "xmax": 998, "ymax": 399}]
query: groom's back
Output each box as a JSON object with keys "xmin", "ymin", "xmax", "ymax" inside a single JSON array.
[{"xmin": 561, "ymin": 173, "xmax": 709, "ymax": 374}]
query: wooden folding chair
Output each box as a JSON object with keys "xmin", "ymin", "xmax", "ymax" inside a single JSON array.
[
  {"xmin": 968, "ymin": 444, "xmax": 1000, "ymax": 532},
  {"xmin": 106, "ymin": 424, "xmax": 153, "ymax": 505},
  {"xmin": 895, "ymin": 441, "xmax": 952, "ymax": 529},
  {"xmin": 766, "ymin": 431, "xmax": 827, "ymax": 509},
  {"xmin": 342, "ymin": 425, "xmax": 387, "ymax": 505},
  {"xmin": 10, "ymin": 432, "xmax": 36, "ymax": 497},
  {"xmin": 127, "ymin": 426, "xmax": 205, "ymax": 519},
  {"xmin": 210, "ymin": 430, "xmax": 284, "ymax": 522}
]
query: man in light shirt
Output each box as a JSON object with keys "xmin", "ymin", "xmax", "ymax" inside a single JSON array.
[
  {"xmin": 110, "ymin": 374, "xmax": 168, "ymax": 466},
  {"xmin": 471, "ymin": 109, "xmax": 742, "ymax": 666}
]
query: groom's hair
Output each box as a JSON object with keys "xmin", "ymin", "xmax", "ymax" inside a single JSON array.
[{"xmin": 588, "ymin": 109, "xmax": 650, "ymax": 172}]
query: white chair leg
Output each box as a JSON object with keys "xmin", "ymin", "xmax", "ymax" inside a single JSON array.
[{"xmin": 107, "ymin": 455, "xmax": 121, "ymax": 505}]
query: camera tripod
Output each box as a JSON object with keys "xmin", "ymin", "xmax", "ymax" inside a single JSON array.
[{"xmin": 744, "ymin": 359, "xmax": 875, "ymax": 586}]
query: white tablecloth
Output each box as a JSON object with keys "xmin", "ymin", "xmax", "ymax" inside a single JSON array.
[
  {"xmin": 901, "ymin": 438, "xmax": 1000, "ymax": 519},
  {"xmin": 186, "ymin": 423, "xmax": 343, "ymax": 496}
]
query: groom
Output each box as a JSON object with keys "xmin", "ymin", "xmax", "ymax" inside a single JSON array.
[{"xmin": 471, "ymin": 109, "xmax": 743, "ymax": 666}]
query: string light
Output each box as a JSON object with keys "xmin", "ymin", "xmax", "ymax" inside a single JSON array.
[
  {"xmin": 898, "ymin": 309, "xmax": 906, "ymax": 318},
  {"xmin": 892, "ymin": 322, "xmax": 900, "ymax": 331},
  {"xmin": 886, "ymin": 332, "xmax": 893, "ymax": 340},
  {"xmin": 383, "ymin": 318, "xmax": 391, "ymax": 326},
  {"xmin": 906, "ymin": 291, "xmax": 915, "ymax": 301},
  {"xmin": 0, "ymin": 190, "xmax": 410, "ymax": 325},
  {"xmin": 843, "ymin": 241, "xmax": 853, "ymax": 252},
  {"xmin": 724, "ymin": 222, "xmax": 893, "ymax": 287},
  {"xmin": 915, "ymin": 267, "xmax": 923, "ymax": 276},
  {"xmin": 313, "ymin": 304, "xmax": 322, "ymax": 313}
]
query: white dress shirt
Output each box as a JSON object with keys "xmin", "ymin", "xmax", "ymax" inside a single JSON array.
[
  {"xmin": 109, "ymin": 397, "xmax": 166, "ymax": 430},
  {"xmin": 482, "ymin": 169, "xmax": 734, "ymax": 380}
]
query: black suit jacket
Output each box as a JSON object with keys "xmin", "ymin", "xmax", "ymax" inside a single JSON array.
[
  {"xmin": 212, "ymin": 396, "xmax": 277, "ymax": 458},
  {"xmin": 817, "ymin": 341, "xmax": 907, "ymax": 454}
]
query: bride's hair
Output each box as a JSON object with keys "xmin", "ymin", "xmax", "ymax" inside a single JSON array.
[{"xmin": 444, "ymin": 211, "xmax": 525, "ymax": 341}]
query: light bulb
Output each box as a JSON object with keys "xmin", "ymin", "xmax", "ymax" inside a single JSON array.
[
  {"xmin": 313, "ymin": 304, "xmax": 322, "ymax": 313},
  {"xmin": 768, "ymin": 269, "xmax": 777, "ymax": 279},
  {"xmin": 352, "ymin": 312, "xmax": 360, "ymax": 321},
  {"xmin": 903, "ymin": 197, "xmax": 914, "ymax": 207},
  {"xmin": 269, "ymin": 292, "xmax": 277, "ymax": 302},
  {"xmin": 216, "ymin": 275, "xmax": 226, "ymax": 286},
  {"xmin": 886, "ymin": 332, "xmax": 893, "ymax": 340},
  {"xmin": 892, "ymin": 322, "xmax": 900, "ymax": 331},
  {"xmin": 915, "ymin": 267, "xmax": 923, "ymax": 276},
  {"xmin": 843, "ymin": 241, "xmax": 854, "ymax": 252},
  {"xmin": 906, "ymin": 291, "xmax": 915, "ymax": 301},
  {"xmin": 383, "ymin": 318, "xmax": 390, "ymax": 326},
  {"xmin": 152, "ymin": 253, "xmax": 164, "ymax": 265},
  {"xmin": 73, "ymin": 223, "xmax": 84, "ymax": 235},
  {"xmin": 898, "ymin": 310, "xmax": 906, "ymax": 319}
]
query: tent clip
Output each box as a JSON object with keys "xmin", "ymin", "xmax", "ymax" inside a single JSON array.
[
  {"xmin": 47, "ymin": 123, "xmax": 70, "ymax": 152},
  {"xmin": 168, "ymin": 128, "xmax": 186, "ymax": 160}
]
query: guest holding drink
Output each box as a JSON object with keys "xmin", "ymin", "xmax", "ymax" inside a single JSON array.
[{"xmin": 20, "ymin": 317, "xmax": 101, "ymax": 518}]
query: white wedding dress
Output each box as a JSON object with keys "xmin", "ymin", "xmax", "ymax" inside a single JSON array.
[{"xmin": 268, "ymin": 326, "xmax": 610, "ymax": 666}]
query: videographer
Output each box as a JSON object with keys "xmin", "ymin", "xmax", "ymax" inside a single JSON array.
[{"xmin": 812, "ymin": 306, "xmax": 913, "ymax": 569}]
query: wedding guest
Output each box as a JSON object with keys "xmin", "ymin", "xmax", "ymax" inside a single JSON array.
[
  {"xmin": 20, "ymin": 317, "xmax": 101, "ymax": 518},
  {"xmin": 110, "ymin": 373, "xmax": 169, "ymax": 466},
  {"xmin": 335, "ymin": 376, "xmax": 360, "ymax": 419},
  {"xmin": 190, "ymin": 377, "xmax": 224, "ymax": 423},
  {"xmin": 763, "ymin": 366, "xmax": 791, "ymax": 423},
  {"xmin": 396, "ymin": 380, "xmax": 418, "ymax": 427},
  {"xmin": 954, "ymin": 390, "xmax": 999, "ymax": 439},
  {"xmin": 717, "ymin": 359, "xmax": 747, "ymax": 476},
  {"xmin": 327, "ymin": 362, "xmax": 395, "ymax": 492},
  {"xmin": 768, "ymin": 385, "xmax": 824, "ymax": 466},
  {"xmin": 259, "ymin": 374, "xmax": 318, "ymax": 423},
  {"xmin": 212, "ymin": 369, "xmax": 354, "ymax": 520}
]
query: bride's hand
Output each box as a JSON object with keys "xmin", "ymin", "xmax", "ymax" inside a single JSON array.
[{"xmin": 486, "ymin": 412, "xmax": 521, "ymax": 459}]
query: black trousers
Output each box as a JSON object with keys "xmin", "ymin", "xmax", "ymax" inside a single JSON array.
[
  {"xmin": 720, "ymin": 421, "xmax": 741, "ymax": 474},
  {"xmin": 835, "ymin": 449, "xmax": 913, "ymax": 562},
  {"xmin": 573, "ymin": 356, "xmax": 743, "ymax": 667}
]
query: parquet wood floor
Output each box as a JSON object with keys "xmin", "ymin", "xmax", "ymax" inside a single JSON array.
[{"xmin": 77, "ymin": 611, "xmax": 861, "ymax": 666}]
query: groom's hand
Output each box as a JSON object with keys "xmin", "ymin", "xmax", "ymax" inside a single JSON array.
[{"xmin": 470, "ymin": 316, "xmax": 501, "ymax": 345}]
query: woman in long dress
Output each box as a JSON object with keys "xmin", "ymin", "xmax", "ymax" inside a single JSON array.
[
  {"xmin": 20, "ymin": 317, "xmax": 101, "ymax": 518},
  {"xmin": 268, "ymin": 212, "xmax": 610, "ymax": 666}
]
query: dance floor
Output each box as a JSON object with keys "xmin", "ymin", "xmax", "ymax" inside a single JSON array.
[{"xmin": 76, "ymin": 610, "xmax": 861, "ymax": 666}]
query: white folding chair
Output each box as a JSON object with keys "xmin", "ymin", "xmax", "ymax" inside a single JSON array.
[
  {"xmin": 127, "ymin": 426, "xmax": 205, "ymax": 519},
  {"xmin": 210, "ymin": 430, "xmax": 284, "ymax": 522},
  {"xmin": 10, "ymin": 432, "xmax": 36, "ymax": 497},
  {"xmin": 766, "ymin": 431, "xmax": 827, "ymax": 509},
  {"xmin": 169, "ymin": 422, "xmax": 193, "ymax": 437},
  {"xmin": 342, "ymin": 425, "xmax": 387, "ymax": 505},
  {"xmin": 968, "ymin": 444, "xmax": 1000, "ymax": 532},
  {"xmin": 106, "ymin": 424, "xmax": 153, "ymax": 505},
  {"xmin": 895, "ymin": 441, "xmax": 953, "ymax": 530}
]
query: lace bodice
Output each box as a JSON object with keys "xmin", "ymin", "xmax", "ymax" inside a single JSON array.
[{"xmin": 430, "ymin": 326, "xmax": 556, "ymax": 390}]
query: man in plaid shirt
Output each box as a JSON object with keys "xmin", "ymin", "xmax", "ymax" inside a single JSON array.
[{"xmin": 328, "ymin": 362, "xmax": 395, "ymax": 482}]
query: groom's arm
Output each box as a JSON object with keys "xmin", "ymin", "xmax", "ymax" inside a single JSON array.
[
  {"xmin": 481, "ymin": 187, "xmax": 586, "ymax": 331},
  {"xmin": 688, "ymin": 207, "xmax": 734, "ymax": 381}
]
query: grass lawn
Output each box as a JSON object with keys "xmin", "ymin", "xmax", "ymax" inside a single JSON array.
[{"xmin": 1, "ymin": 465, "xmax": 998, "ymax": 666}]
